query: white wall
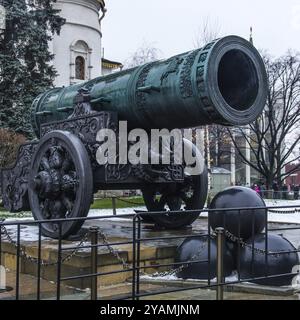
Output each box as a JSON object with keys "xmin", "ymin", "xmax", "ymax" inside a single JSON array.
[{"xmin": 52, "ymin": 0, "xmax": 102, "ymax": 87}]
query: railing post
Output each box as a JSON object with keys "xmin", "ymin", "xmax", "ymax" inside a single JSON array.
[
  {"xmin": 112, "ymin": 197, "xmax": 117, "ymax": 216},
  {"xmin": 132, "ymin": 216, "xmax": 137, "ymax": 300},
  {"xmin": 56, "ymin": 223, "xmax": 62, "ymax": 300},
  {"xmin": 216, "ymin": 227, "xmax": 224, "ymax": 300},
  {"xmin": 90, "ymin": 226, "xmax": 99, "ymax": 300}
]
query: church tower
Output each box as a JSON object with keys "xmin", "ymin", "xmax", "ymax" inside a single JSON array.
[{"xmin": 50, "ymin": 0, "xmax": 106, "ymax": 87}]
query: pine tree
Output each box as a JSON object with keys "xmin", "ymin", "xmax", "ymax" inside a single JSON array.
[{"xmin": 0, "ymin": 0, "xmax": 65, "ymax": 138}]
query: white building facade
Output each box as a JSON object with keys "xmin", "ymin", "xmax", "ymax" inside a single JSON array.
[{"xmin": 50, "ymin": 0, "xmax": 106, "ymax": 87}]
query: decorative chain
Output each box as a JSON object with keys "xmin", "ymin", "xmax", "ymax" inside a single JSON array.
[
  {"xmin": 146, "ymin": 229, "xmax": 298, "ymax": 279},
  {"xmin": 150, "ymin": 237, "xmax": 210, "ymax": 278},
  {"xmin": 96, "ymin": 228, "xmax": 209, "ymax": 278},
  {"xmin": 95, "ymin": 225, "xmax": 209, "ymax": 277},
  {"xmin": 115, "ymin": 197, "xmax": 144, "ymax": 206},
  {"xmin": 268, "ymin": 208, "xmax": 300, "ymax": 214},
  {"xmin": 97, "ymin": 229, "xmax": 132, "ymax": 271},
  {"xmin": 1, "ymin": 216, "xmax": 296, "ymax": 278},
  {"xmin": 223, "ymin": 229, "xmax": 293, "ymax": 257},
  {"xmin": 0, "ymin": 220, "xmax": 89, "ymax": 267}
]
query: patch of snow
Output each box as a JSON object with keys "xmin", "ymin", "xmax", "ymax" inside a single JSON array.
[
  {"xmin": 264, "ymin": 199, "xmax": 300, "ymax": 207},
  {"xmin": 141, "ymin": 271, "xmax": 239, "ymax": 283},
  {"xmin": 200, "ymin": 200, "xmax": 300, "ymax": 224},
  {"xmin": 141, "ymin": 273, "xmax": 178, "ymax": 281},
  {"xmin": 267, "ymin": 213, "xmax": 300, "ymax": 224},
  {"xmin": 88, "ymin": 206, "xmax": 146, "ymax": 217},
  {"xmin": 2, "ymin": 224, "xmax": 49, "ymax": 242},
  {"xmin": 3, "ymin": 217, "xmax": 34, "ymax": 222}
]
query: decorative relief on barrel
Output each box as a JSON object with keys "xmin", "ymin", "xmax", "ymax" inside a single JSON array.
[
  {"xmin": 196, "ymin": 66, "xmax": 205, "ymax": 94},
  {"xmin": 135, "ymin": 62, "xmax": 157, "ymax": 109},
  {"xmin": 161, "ymin": 56, "xmax": 184, "ymax": 84},
  {"xmin": 203, "ymin": 41, "xmax": 217, "ymax": 51},
  {"xmin": 179, "ymin": 49, "xmax": 200, "ymax": 99},
  {"xmin": 199, "ymin": 52, "xmax": 208, "ymax": 64},
  {"xmin": 195, "ymin": 39, "xmax": 221, "ymax": 120}
]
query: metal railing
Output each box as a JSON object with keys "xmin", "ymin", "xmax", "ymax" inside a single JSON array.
[
  {"xmin": 0, "ymin": 205, "xmax": 300, "ymax": 300},
  {"xmin": 250, "ymin": 189, "xmax": 299, "ymax": 200}
]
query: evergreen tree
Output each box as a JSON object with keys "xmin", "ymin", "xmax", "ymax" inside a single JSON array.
[{"xmin": 0, "ymin": 0, "xmax": 65, "ymax": 137}]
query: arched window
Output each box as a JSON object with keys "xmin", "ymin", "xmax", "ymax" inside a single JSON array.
[
  {"xmin": 70, "ymin": 40, "xmax": 92, "ymax": 84},
  {"xmin": 75, "ymin": 56, "xmax": 85, "ymax": 80}
]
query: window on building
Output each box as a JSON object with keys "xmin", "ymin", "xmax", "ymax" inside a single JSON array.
[
  {"xmin": 70, "ymin": 40, "xmax": 92, "ymax": 84},
  {"xmin": 75, "ymin": 56, "xmax": 85, "ymax": 80}
]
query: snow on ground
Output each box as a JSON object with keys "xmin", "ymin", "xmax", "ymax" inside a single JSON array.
[
  {"xmin": 141, "ymin": 271, "xmax": 240, "ymax": 283},
  {"xmin": 0, "ymin": 207, "xmax": 147, "ymax": 243},
  {"xmin": 267, "ymin": 212, "xmax": 300, "ymax": 224},
  {"xmin": 265, "ymin": 199, "xmax": 300, "ymax": 224},
  {"xmin": 199, "ymin": 199, "xmax": 300, "ymax": 225},
  {"xmin": 264, "ymin": 199, "xmax": 300, "ymax": 207},
  {"xmin": 2, "ymin": 224, "xmax": 48, "ymax": 242},
  {"xmin": 87, "ymin": 206, "xmax": 146, "ymax": 219},
  {"xmin": 2, "ymin": 199, "xmax": 300, "ymax": 244}
]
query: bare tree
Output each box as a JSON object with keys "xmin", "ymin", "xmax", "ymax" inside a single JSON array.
[
  {"xmin": 124, "ymin": 41, "xmax": 162, "ymax": 68},
  {"xmin": 229, "ymin": 52, "xmax": 300, "ymax": 188},
  {"xmin": 193, "ymin": 16, "xmax": 221, "ymax": 48},
  {"xmin": 209, "ymin": 125, "xmax": 232, "ymax": 167}
]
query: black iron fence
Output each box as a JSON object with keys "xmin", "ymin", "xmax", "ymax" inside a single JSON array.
[
  {"xmin": 0, "ymin": 205, "xmax": 300, "ymax": 300},
  {"xmin": 258, "ymin": 190, "xmax": 299, "ymax": 200}
]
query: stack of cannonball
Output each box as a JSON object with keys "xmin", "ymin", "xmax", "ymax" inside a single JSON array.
[{"xmin": 176, "ymin": 187, "xmax": 299, "ymax": 286}]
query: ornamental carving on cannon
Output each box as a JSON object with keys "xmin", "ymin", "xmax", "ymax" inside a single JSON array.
[{"xmin": 1, "ymin": 36, "xmax": 268, "ymax": 239}]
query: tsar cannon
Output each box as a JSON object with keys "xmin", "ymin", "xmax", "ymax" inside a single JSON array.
[{"xmin": 1, "ymin": 36, "xmax": 268, "ymax": 238}]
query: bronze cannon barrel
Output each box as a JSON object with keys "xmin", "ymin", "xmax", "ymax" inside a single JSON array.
[{"xmin": 31, "ymin": 36, "xmax": 268, "ymax": 136}]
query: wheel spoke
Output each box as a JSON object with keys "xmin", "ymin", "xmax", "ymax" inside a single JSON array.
[
  {"xmin": 49, "ymin": 146, "xmax": 64, "ymax": 169},
  {"xmin": 62, "ymin": 194, "xmax": 74, "ymax": 215},
  {"xmin": 157, "ymin": 194, "xmax": 168, "ymax": 209},
  {"xmin": 41, "ymin": 199, "xmax": 51, "ymax": 219},
  {"xmin": 40, "ymin": 156, "xmax": 50, "ymax": 171},
  {"xmin": 179, "ymin": 191, "xmax": 189, "ymax": 203},
  {"xmin": 61, "ymin": 171, "xmax": 78, "ymax": 193},
  {"xmin": 29, "ymin": 131, "xmax": 94, "ymax": 238},
  {"xmin": 62, "ymin": 154, "xmax": 73, "ymax": 172}
]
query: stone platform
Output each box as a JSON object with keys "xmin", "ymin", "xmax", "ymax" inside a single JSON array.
[
  {"xmin": 1, "ymin": 216, "xmax": 300, "ymax": 299},
  {"xmin": 0, "ymin": 216, "xmax": 208, "ymax": 290}
]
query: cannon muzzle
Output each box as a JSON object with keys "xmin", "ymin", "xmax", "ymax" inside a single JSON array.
[{"xmin": 31, "ymin": 36, "xmax": 267, "ymax": 136}]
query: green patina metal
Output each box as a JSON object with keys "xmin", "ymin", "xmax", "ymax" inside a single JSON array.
[
  {"xmin": 31, "ymin": 36, "xmax": 268, "ymax": 137},
  {"xmin": 2, "ymin": 35, "xmax": 269, "ymax": 238}
]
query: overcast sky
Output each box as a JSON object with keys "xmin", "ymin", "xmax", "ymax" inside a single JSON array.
[{"xmin": 101, "ymin": 0, "xmax": 300, "ymax": 63}]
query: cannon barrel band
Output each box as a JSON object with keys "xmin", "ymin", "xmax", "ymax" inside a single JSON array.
[{"xmin": 201, "ymin": 35, "xmax": 268, "ymax": 126}]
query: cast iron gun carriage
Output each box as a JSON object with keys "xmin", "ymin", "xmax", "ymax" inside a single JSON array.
[{"xmin": 1, "ymin": 36, "xmax": 268, "ymax": 238}]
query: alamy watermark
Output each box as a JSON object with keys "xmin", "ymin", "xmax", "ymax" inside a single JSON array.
[
  {"xmin": 95, "ymin": 121, "xmax": 205, "ymax": 175},
  {"xmin": 0, "ymin": 265, "xmax": 6, "ymax": 290}
]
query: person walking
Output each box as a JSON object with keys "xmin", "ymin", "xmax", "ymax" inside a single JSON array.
[
  {"xmin": 254, "ymin": 184, "xmax": 260, "ymax": 194},
  {"xmin": 260, "ymin": 183, "xmax": 266, "ymax": 198}
]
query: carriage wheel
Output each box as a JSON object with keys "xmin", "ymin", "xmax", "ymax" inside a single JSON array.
[
  {"xmin": 141, "ymin": 139, "xmax": 208, "ymax": 229},
  {"xmin": 28, "ymin": 130, "xmax": 93, "ymax": 239}
]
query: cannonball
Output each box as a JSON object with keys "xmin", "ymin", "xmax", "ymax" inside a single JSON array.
[
  {"xmin": 209, "ymin": 187, "xmax": 266, "ymax": 240},
  {"xmin": 175, "ymin": 236, "xmax": 234, "ymax": 280},
  {"xmin": 239, "ymin": 234, "xmax": 299, "ymax": 286}
]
